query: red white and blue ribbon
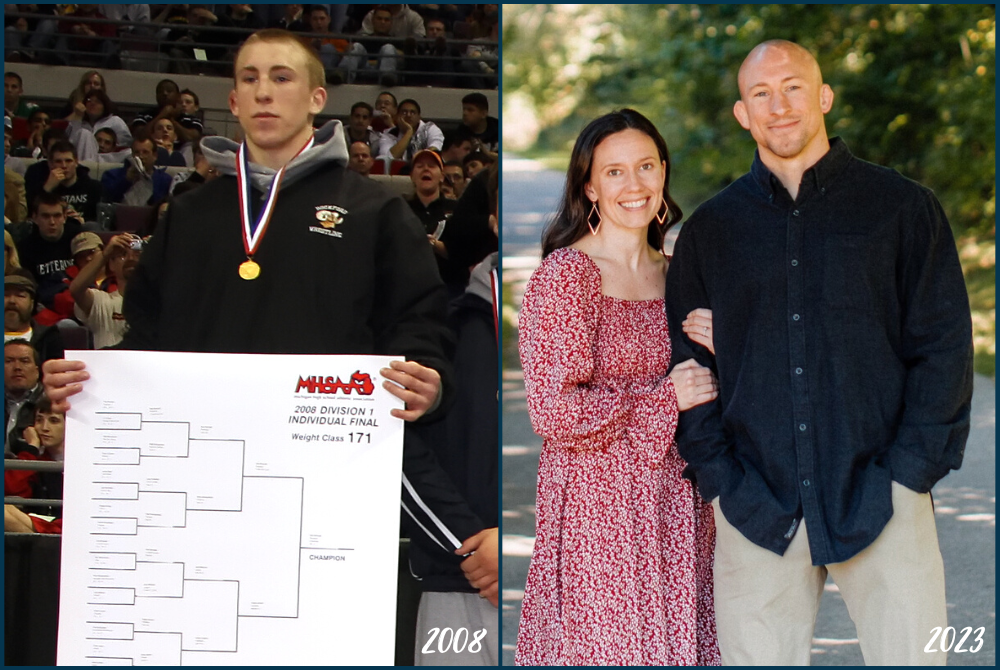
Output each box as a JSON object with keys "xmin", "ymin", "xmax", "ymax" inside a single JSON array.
[{"xmin": 235, "ymin": 135, "xmax": 315, "ymax": 259}]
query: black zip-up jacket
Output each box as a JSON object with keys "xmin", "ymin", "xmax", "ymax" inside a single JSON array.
[
  {"xmin": 665, "ymin": 138, "xmax": 973, "ymax": 565},
  {"xmin": 408, "ymin": 262, "xmax": 498, "ymax": 591},
  {"xmin": 122, "ymin": 121, "xmax": 485, "ymax": 554}
]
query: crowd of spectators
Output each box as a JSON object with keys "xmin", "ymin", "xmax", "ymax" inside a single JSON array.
[
  {"xmin": 6, "ymin": 33, "xmax": 500, "ymax": 670},
  {"xmin": 5, "ymin": 13, "xmax": 499, "ymax": 555},
  {"xmin": 4, "ymin": 4, "xmax": 499, "ymax": 89}
]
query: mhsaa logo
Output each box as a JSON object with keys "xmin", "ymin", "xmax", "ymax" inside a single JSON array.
[{"xmin": 296, "ymin": 372, "xmax": 375, "ymax": 395}]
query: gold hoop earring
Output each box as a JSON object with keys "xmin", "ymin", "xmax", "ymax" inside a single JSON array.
[
  {"xmin": 655, "ymin": 197, "xmax": 669, "ymax": 226},
  {"xmin": 587, "ymin": 202, "xmax": 602, "ymax": 235}
]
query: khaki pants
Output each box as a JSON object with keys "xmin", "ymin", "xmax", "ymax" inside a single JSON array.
[{"xmin": 712, "ymin": 482, "xmax": 947, "ymax": 666}]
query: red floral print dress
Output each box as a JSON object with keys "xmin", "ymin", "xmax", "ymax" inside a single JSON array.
[{"xmin": 515, "ymin": 248, "xmax": 720, "ymax": 666}]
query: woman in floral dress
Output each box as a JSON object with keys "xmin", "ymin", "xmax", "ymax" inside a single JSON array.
[{"xmin": 515, "ymin": 109, "xmax": 721, "ymax": 666}]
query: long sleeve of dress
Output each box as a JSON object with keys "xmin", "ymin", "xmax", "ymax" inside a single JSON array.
[{"xmin": 518, "ymin": 249, "xmax": 679, "ymax": 453}]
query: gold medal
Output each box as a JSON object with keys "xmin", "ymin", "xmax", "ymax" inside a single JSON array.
[{"xmin": 239, "ymin": 259, "xmax": 260, "ymax": 280}]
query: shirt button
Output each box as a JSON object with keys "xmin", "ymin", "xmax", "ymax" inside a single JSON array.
[
  {"xmin": 791, "ymin": 259, "xmax": 798, "ymax": 267},
  {"xmin": 795, "ymin": 367, "xmax": 803, "ymax": 375},
  {"xmin": 792, "ymin": 314, "xmax": 800, "ymax": 321},
  {"xmin": 803, "ymin": 479, "xmax": 811, "ymax": 487},
  {"xmin": 820, "ymin": 187, "xmax": 827, "ymax": 195},
  {"xmin": 792, "ymin": 209, "xmax": 800, "ymax": 216},
  {"xmin": 799, "ymin": 423, "xmax": 807, "ymax": 431}
]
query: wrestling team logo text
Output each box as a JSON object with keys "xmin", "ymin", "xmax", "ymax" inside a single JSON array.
[{"xmin": 310, "ymin": 205, "xmax": 348, "ymax": 238}]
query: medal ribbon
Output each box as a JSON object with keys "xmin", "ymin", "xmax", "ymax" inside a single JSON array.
[{"xmin": 236, "ymin": 135, "xmax": 315, "ymax": 258}]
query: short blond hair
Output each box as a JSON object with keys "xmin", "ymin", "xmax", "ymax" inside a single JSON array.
[{"xmin": 235, "ymin": 29, "xmax": 326, "ymax": 91}]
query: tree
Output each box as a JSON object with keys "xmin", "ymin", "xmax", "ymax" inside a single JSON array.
[{"xmin": 505, "ymin": 4, "xmax": 995, "ymax": 235}]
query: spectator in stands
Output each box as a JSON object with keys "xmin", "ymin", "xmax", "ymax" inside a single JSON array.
[
  {"xmin": 461, "ymin": 8, "xmax": 498, "ymax": 90},
  {"xmin": 467, "ymin": 4, "xmax": 498, "ymax": 37},
  {"xmin": 348, "ymin": 140, "xmax": 375, "ymax": 177},
  {"xmin": 4, "ymin": 270, "xmax": 65, "ymax": 361},
  {"xmin": 306, "ymin": 5, "xmax": 349, "ymax": 84},
  {"xmin": 410, "ymin": 164, "xmax": 500, "ymax": 665},
  {"xmin": 4, "ymin": 5, "xmax": 40, "ymax": 61},
  {"xmin": 346, "ymin": 6, "xmax": 402, "ymax": 87},
  {"xmin": 361, "ymin": 4, "xmax": 426, "ymax": 38},
  {"xmin": 151, "ymin": 117, "xmax": 190, "ymax": 167},
  {"xmin": 445, "ymin": 160, "xmax": 498, "ymax": 290},
  {"xmin": 18, "ymin": 129, "xmax": 67, "ymax": 195},
  {"xmin": 6, "ymin": 4, "xmax": 68, "ymax": 65},
  {"xmin": 411, "ymin": 3, "xmax": 470, "ymax": 29},
  {"xmin": 4, "ymin": 230, "xmax": 22, "ymax": 274},
  {"xmin": 202, "ymin": 3, "xmax": 265, "ymax": 75},
  {"xmin": 132, "ymin": 79, "xmax": 200, "ymax": 145},
  {"xmin": 463, "ymin": 150, "xmax": 491, "ymax": 180},
  {"xmin": 440, "ymin": 130, "xmax": 474, "ymax": 164},
  {"xmin": 406, "ymin": 149, "xmax": 467, "ymax": 296},
  {"xmin": 160, "ymin": 5, "xmax": 218, "ymax": 76},
  {"xmin": 378, "ymin": 98, "xmax": 444, "ymax": 161},
  {"xmin": 132, "ymin": 78, "xmax": 178, "ymax": 128},
  {"xmin": 217, "ymin": 5, "xmax": 265, "ymax": 40},
  {"xmin": 3, "ymin": 337, "xmax": 43, "ymax": 457},
  {"xmin": 67, "ymin": 232, "xmax": 110, "ymax": 288},
  {"xmin": 60, "ymin": 69, "xmax": 107, "ymax": 119},
  {"xmin": 178, "ymin": 89, "xmax": 204, "ymax": 126},
  {"xmin": 4, "ymin": 72, "xmax": 38, "ymax": 119},
  {"xmin": 403, "ymin": 16, "xmax": 459, "ymax": 87},
  {"xmin": 33, "ymin": 231, "xmax": 116, "ymax": 327},
  {"xmin": 373, "ymin": 91, "xmax": 400, "ymax": 137},
  {"xmin": 95, "ymin": 128, "xmax": 118, "ymax": 154},
  {"xmin": 98, "ymin": 4, "xmax": 152, "ymax": 32},
  {"xmin": 439, "ymin": 176, "xmax": 456, "ymax": 201},
  {"xmin": 12, "ymin": 124, "xmax": 65, "ymax": 165},
  {"xmin": 443, "ymin": 160, "xmax": 466, "ymax": 200},
  {"xmin": 15, "ymin": 194, "xmax": 83, "ymax": 309},
  {"xmin": 12, "ymin": 109, "xmax": 51, "ymax": 160},
  {"xmin": 4, "ymin": 119, "xmax": 28, "ymax": 223},
  {"xmin": 458, "ymin": 92, "xmax": 498, "ymax": 153},
  {"xmin": 424, "ymin": 15, "xmax": 448, "ymax": 38},
  {"xmin": 67, "ymin": 90, "xmax": 133, "ymax": 164},
  {"xmin": 270, "ymin": 3, "xmax": 307, "ymax": 31},
  {"xmin": 177, "ymin": 91, "xmax": 206, "ymax": 139},
  {"xmin": 54, "ymin": 4, "xmax": 120, "ymax": 68},
  {"xmin": 102, "ymin": 135, "xmax": 172, "ymax": 207},
  {"xmin": 5, "ymin": 174, "xmax": 27, "ymax": 224},
  {"xmin": 4, "ymin": 395, "xmax": 65, "ymax": 534},
  {"xmin": 170, "ymin": 138, "xmax": 219, "ymax": 194},
  {"xmin": 24, "ymin": 141, "xmax": 103, "ymax": 224},
  {"xmin": 71, "ymin": 232, "xmax": 140, "ymax": 349},
  {"xmin": 346, "ymin": 102, "xmax": 381, "ymax": 154}
]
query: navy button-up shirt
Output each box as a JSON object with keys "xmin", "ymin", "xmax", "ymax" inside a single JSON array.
[{"xmin": 665, "ymin": 138, "xmax": 974, "ymax": 565}]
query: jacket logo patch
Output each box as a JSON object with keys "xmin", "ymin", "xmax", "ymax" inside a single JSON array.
[{"xmin": 310, "ymin": 205, "xmax": 348, "ymax": 238}]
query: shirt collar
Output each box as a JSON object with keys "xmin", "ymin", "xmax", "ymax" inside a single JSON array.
[{"xmin": 750, "ymin": 136, "xmax": 853, "ymax": 199}]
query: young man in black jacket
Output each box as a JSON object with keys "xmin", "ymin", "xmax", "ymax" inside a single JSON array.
[{"xmin": 44, "ymin": 26, "xmax": 495, "ymax": 638}]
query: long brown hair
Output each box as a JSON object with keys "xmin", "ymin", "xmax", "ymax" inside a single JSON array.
[{"xmin": 541, "ymin": 109, "xmax": 682, "ymax": 258}]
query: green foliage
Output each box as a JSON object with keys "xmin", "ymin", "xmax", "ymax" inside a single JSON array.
[
  {"xmin": 504, "ymin": 4, "xmax": 996, "ymax": 375},
  {"xmin": 505, "ymin": 4, "xmax": 996, "ymax": 233}
]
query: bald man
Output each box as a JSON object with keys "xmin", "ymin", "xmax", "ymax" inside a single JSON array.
[{"xmin": 665, "ymin": 39, "xmax": 972, "ymax": 665}]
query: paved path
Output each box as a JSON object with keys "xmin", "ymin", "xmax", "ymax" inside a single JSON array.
[{"xmin": 500, "ymin": 157, "xmax": 996, "ymax": 666}]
